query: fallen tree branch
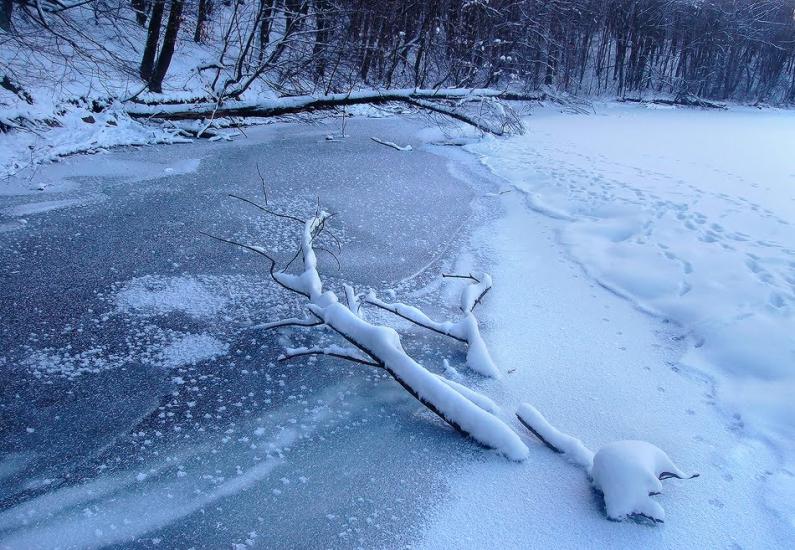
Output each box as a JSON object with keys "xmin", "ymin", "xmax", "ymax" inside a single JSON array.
[
  {"xmin": 125, "ymin": 88, "xmax": 547, "ymax": 135},
  {"xmin": 278, "ymin": 345, "xmax": 379, "ymax": 367},
  {"xmin": 207, "ymin": 195, "xmax": 528, "ymax": 460},
  {"xmin": 365, "ymin": 272, "xmax": 499, "ymax": 377},
  {"xmin": 618, "ymin": 95, "xmax": 727, "ymax": 110}
]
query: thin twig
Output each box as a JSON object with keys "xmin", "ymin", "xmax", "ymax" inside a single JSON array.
[
  {"xmin": 228, "ymin": 193, "xmax": 304, "ymax": 224},
  {"xmin": 255, "ymin": 162, "xmax": 268, "ymax": 205},
  {"xmin": 279, "ymin": 348, "xmax": 381, "ymax": 368}
]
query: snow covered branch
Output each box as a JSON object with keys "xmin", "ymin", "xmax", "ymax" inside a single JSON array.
[
  {"xmin": 126, "ymin": 88, "xmax": 546, "ymax": 135},
  {"xmin": 208, "ymin": 197, "xmax": 528, "ymax": 460},
  {"xmin": 516, "ymin": 403, "xmax": 698, "ymax": 523},
  {"xmin": 365, "ymin": 273, "xmax": 499, "ymax": 378}
]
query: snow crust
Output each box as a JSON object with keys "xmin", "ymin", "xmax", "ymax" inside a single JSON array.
[{"xmin": 115, "ymin": 276, "xmax": 229, "ymax": 318}]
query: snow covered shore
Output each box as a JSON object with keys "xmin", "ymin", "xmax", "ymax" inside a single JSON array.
[{"xmin": 421, "ymin": 104, "xmax": 795, "ymax": 546}]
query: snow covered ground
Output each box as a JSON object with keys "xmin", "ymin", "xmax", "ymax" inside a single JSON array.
[{"xmin": 421, "ymin": 104, "xmax": 795, "ymax": 547}]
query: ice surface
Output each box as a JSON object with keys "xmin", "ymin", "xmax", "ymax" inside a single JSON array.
[
  {"xmin": 3, "ymin": 110, "xmax": 793, "ymax": 548},
  {"xmin": 0, "ymin": 118, "xmax": 510, "ymax": 548}
]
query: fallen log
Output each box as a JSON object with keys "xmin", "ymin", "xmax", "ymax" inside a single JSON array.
[
  {"xmin": 618, "ymin": 95, "xmax": 727, "ymax": 110},
  {"xmin": 125, "ymin": 88, "xmax": 548, "ymax": 135}
]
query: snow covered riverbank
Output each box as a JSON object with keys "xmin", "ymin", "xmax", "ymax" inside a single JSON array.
[{"xmin": 421, "ymin": 104, "xmax": 795, "ymax": 546}]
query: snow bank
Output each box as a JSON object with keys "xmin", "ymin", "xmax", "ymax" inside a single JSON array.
[
  {"xmin": 469, "ymin": 104, "xmax": 795, "ymax": 473},
  {"xmin": 0, "ymin": 103, "xmax": 191, "ymax": 179}
]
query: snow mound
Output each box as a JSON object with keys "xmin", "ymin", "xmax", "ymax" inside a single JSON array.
[
  {"xmin": 516, "ymin": 403, "xmax": 697, "ymax": 523},
  {"xmin": 590, "ymin": 440, "xmax": 698, "ymax": 523}
]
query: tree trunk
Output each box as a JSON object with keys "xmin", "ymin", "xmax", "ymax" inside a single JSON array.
[
  {"xmin": 148, "ymin": 0, "xmax": 184, "ymax": 93},
  {"xmin": 194, "ymin": 0, "xmax": 211, "ymax": 42},
  {"xmin": 140, "ymin": 0, "xmax": 165, "ymax": 81},
  {"xmin": 1, "ymin": 0, "xmax": 13, "ymax": 32},
  {"xmin": 257, "ymin": 0, "xmax": 275, "ymax": 62},
  {"xmin": 132, "ymin": 0, "xmax": 148, "ymax": 26},
  {"xmin": 312, "ymin": 0, "xmax": 329, "ymax": 78}
]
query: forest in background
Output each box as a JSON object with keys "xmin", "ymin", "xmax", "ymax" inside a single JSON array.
[{"xmin": 2, "ymin": 0, "xmax": 795, "ymax": 106}]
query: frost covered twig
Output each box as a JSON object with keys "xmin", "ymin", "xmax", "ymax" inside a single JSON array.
[
  {"xmin": 365, "ymin": 273, "xmax": 499, "ymax": 377},
  {"xmin": 278, "ymin": 346, "xmax": 379, "ymax": 367},
  {"xmin": 516, "ymin": 403, "xmax": 698, "ymax": 523},
  {"xmin": 208, "ymin": 197, "xmax": 528, "ymax": 460},
  {"xmin": 248, "ymin": 316, "xmax": 323, "ymax": 331}
]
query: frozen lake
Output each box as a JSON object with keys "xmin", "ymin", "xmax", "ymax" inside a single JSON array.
[
  {"xmin": 1, "ymin": 106, "xmax": 794, "ymax": 548},
  {"xmin": 0, "ymin": 117, "xmax": 482, "ymax": 548}
]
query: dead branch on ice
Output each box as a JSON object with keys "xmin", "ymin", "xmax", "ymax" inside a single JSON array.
[
  {"xmin": 516, "ymin": 403, "xmax": 698, "ymax": 523},
  {"xmin": 365, "ymin": 272, "xmax": 500, "ymax": 378},
  {"xmin": 206, "ymin": 197, "xmax": 528, "ymax": 460},
  {"xmin": 370, "ymin": 137, "xmax": 412, "ymax": 151}
]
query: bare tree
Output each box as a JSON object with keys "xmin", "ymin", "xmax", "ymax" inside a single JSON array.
[{"xmin": 140, "ymin": 0, "xmax": 165, "ymax": 82}]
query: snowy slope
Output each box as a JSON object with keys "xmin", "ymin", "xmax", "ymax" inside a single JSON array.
[{"xmin": 420, "ymin": 104, "xmax": 795, "ymax": 546}]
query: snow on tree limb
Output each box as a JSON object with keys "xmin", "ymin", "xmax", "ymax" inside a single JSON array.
[
  {"xmin": 309, "ymin": 301, "xmax": 526, "ymax": 459},
  {"xmin": 516, "ymin": 403, "xmax": 594, "ymax": 468},
  {"xmin": 364, "ymin": 273, "xmax": 500, "ymax": 378},
  {"xmin": 590, "ymin": 441, "xmax": 699, "ymax": 523},
  {"xmin": 126, "ymin": 88, "xmax": 546, "ymax": 135},
  {"xmin": 208, "ymin": 199, "xmax": 527, "ymax": 460},
  {"xmin": 516, "ymin": 402, "xmax": 698, "ymax": 523},
  {"xmin": 453, "ymin": 272, "xmax": 492, "ymax": 313},
  {"xmin": 436, "ymin": 375, "xmax": 501, "ymax": 415}
]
